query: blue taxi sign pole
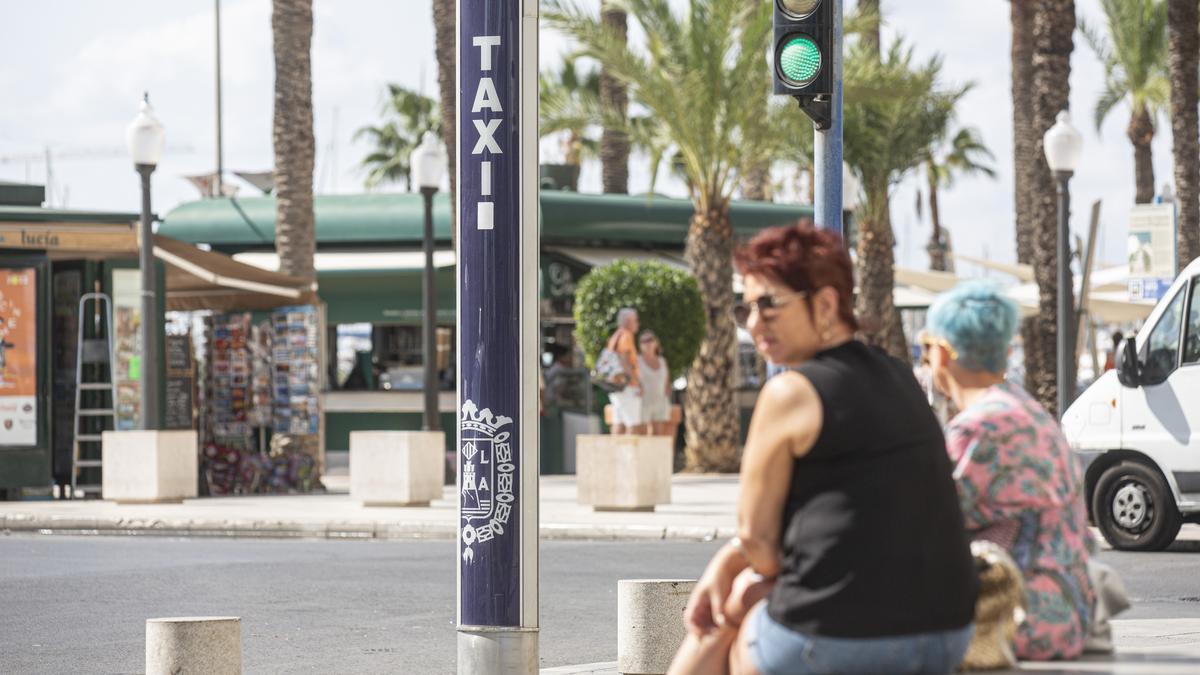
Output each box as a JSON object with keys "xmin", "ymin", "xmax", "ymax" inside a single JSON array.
[{"xmin": 456, "ymin": 0, "xmax": 539, "ymax": 672}]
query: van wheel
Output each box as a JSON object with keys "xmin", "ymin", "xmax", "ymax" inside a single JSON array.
[{"xmin": 1093, "ymin": 461, "xmax": 1182, "ymax": 551}]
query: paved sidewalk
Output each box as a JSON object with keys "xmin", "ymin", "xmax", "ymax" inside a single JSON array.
[
  {"xmin": 541, "ymin": 619, "xmax": 1200, "ymax": 674},
  {"xmin": 0, "ymin": 474, "xmax": 739, "ymax": 541},
  {"xmin": 4, "ymin": 471, "xmax": 1200, "ymax": 546}
]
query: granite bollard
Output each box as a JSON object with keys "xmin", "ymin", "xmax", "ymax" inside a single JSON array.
[
  {"xmin": 146, "ymin": 616, "xmax": 241, "ymax": 675},
  {"xmin": 350, "ymin": 430, "xmax": 445, "ymax": 506},
  {"xmin": 576, "ymin": 434, "xmax": 672, "ymax": 511},
  {"xmin": 102, "ymin": 430, "xmax": 198, "ymax": 504},
  {"xmin": 618, "ymin": 579, "xmax": 695, "ymax": 675}
]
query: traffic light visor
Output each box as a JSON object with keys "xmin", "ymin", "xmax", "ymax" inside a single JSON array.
[
  {"xmin": 779, "ymin": 36, "xmax": 822, "ymax": 86},
  {"xmin": 778, "ymin": 0, "xmax": 821, "ymax": 18}
]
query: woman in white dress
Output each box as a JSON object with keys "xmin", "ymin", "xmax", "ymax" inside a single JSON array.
[{"xmin": 637, "ymin": 330, "xmax": 672, "ymax": 436}]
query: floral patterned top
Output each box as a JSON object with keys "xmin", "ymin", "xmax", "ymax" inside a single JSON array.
[{"xmin": 945, "ymin": 381, "xmax": 1095, "ymax": 661}]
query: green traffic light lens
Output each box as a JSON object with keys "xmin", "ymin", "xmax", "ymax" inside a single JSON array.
[
  {"xmin": 779, "ymin": 36, "xmax": 822, "ymax": 85},
  {"xmin": 779, "ymin": 0, "xmax": 821, "ymax": 18}
]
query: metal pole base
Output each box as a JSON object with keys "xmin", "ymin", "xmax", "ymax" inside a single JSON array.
[{"xmin": 458, "ymin": 627, "xmax": 538, "ymax": 675}]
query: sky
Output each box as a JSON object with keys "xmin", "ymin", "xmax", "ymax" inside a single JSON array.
[{"xmin": 0, "ymin": 0, "xmax": 1174, "ymax": 273}]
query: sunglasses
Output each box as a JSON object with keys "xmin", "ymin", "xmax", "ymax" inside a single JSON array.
[
  {"xmin": 917, "ymin": 331, "xmax": 959, "ymax": 361},
  {"xmin": 732, "ymin": 290, "xmax": 808, "ymax": 327}
]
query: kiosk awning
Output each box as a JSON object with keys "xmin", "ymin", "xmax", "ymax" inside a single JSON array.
[{"xmin": 154, "ymin": 235, "xmax": 317, "ymax": 311}]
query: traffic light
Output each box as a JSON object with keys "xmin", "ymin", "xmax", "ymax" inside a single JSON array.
[{"xmin": 773, "ymin": 0, "xmax": 834, "ymax": 129}]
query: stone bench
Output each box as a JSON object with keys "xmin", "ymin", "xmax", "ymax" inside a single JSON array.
[
  {"xmin": 350, "ymin": 430, "xmax": 445, "ymax": 506},
  {"xmin": 146, "ymin": 616, "xmax": 241, "ymax": 675},
  {"xmin": 576, "ymin": 434, "xmax": 672, "ymax": 511},
  {"xmin": 102, "ymin": 430, "xmax": 199, "ymax": 504},
  {"xmin": 618, "ymin": 579, "xmax": 695, "ymax": 675}
]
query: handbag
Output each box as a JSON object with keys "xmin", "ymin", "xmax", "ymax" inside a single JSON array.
[
  {"xmin": 592, "ymin": 348, "xmax": 629, "ymax": 393},
  {"xmin": 959, "ymin": 540, "xmax": 1026, "ymax": 671}
]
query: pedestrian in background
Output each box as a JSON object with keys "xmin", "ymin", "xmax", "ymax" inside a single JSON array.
[
  {"xmin": 605, "ymin": 308, "xmax": 642, "ymax": 434},
  {"xmin": 922, "ymin": 281, "xmax": 1094, "ymax": 661},
  {"xmin": 1104, "ymin": 331, "xmax": 1124, "ymax": 372},
  {"xmin": 637, "ymin": 330, "xmax": 671, "ymax": 436},
  {"xmin": 670, "ymin": 223, "xmax": 977, "ymax": 675}
]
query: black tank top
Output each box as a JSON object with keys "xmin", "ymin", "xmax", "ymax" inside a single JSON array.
[{"xmin": 766, "ymin": 341, "xmax": 978, "ymax": 638}]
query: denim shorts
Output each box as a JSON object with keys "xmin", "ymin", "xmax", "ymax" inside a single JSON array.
[{"xmin": 745, "ymin": 603, "xmax": 974, "ymax": 675}]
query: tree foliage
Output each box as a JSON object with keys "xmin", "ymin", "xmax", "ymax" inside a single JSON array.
[
  {"xmin": 354, "ymin": 84, "xmax": 439, "ymax": 190},
  {"xmin": 573, "ymin": 260, "xmax": 705, "ymax": 381},
  {"xmin": 1081, "ymin": 0, "xmax": 1169, "ymax": 133}
]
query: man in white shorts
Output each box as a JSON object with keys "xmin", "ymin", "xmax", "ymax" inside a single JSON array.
[{"xmin": 606, "ymin": 308, "xmax": 642, "ymax": 434}]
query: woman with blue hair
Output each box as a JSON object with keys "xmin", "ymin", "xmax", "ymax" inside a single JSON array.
[{"xmin": 922, "ymin": 281, "xmax": 1095, "ymax": 661}]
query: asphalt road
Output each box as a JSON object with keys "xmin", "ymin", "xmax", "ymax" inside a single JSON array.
[{"xmin": 0, "ymin": 535, "xmax": 1195, "ymax": 674}]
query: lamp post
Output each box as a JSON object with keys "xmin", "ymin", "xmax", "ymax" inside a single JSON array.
[
  {"xmin": 411, "ymin": 131, "xmax": 448, "ymax": 431},
  {"xmin": 1043, "ymin": 110, "xmax": 1083, "ymax": 419},
  {"xmin": 126, "ymin": 94, "xmax": 166, "ymax": 430}
]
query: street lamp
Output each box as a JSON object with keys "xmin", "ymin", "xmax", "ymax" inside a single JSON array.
[
  {"xmin": 411, "ymin": 131, "xmax": 447, "ymax": 431},
  {"xmin": 1044, "ymin": 109, "xmax": 1083, "ymax": 419},
  {"xmin": 126, "ymin": 93, "xmax": 165, "ymax": 430}
]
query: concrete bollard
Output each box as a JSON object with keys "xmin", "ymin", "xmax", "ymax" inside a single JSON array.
[
  {"xmin": 618, "ymin": 579, "xmax": 695, "ymax": 675},
  {"xmin": 576, "ymin": 435, "xmax": 672, "ymax": 511},
  {"xmin": 146, "ymin": 616, "xmax": 242, "ymax": 675},
  {"xmin": 350, "ymin": 430, "xmax": 445, "ymax": 506}
]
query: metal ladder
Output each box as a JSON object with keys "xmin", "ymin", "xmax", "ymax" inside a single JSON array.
[{"xmin": 70, "ymin": 293, "xmax": 117, "ymax": 497}]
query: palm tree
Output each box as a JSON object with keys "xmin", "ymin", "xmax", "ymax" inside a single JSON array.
[
  {"xmin": 539, "ymin": 61, "xmax": 602, "ymax": 190},
  {"xmin": 1011, "ymin": 0, "xmax": 1039, "ymax": 392},
  {"xmin": 271, "ymin": 0, "xmax": 315, "ymax": 282},
  {"xmin": 544, "ymin": 0, "xmax": 773, "ymax": 472},
  {"xmin": 432, "ymin": 0, "xmax": 457, "ymax": 237},
  {"xmin": 1081, "ymin": 0, "xmax": 1169, "ymax": 204},
  {"xmin": 841, "ymin": 41, "xmax": 966, "ymax": 361},
  {"xmin": 355, "ymin": 85, "xmax": 439, "ymax": 190},
  {"xmin": 599, "ymin": 1, "xmax": 630, "ymax": 194},
  {"xmin": 1028, "ymin": 0, "xmax": 1076, "ymax": 417},
  {"xmin": 271, "ymin": 0, "xmax": 318, "ymax": 468},
  {"xmin": 1169, "ymin": 0, "xmax": 1200, "ymax": 265},
  {"xmin": 923, "ymin": 127, "xmax": 995, "ymax": 271}
]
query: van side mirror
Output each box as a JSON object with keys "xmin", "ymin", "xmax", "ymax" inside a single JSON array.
[{"xmin": 1116, "ymin": 338, "xmax": 1141, "ymax": 388}]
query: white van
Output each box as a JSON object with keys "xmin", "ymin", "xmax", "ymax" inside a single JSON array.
[{"xmin": 1063, "ymin": 257, "xmax": 1200, "ymax": 551}]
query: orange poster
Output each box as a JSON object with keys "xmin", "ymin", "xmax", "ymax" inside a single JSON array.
[{"xmin": 0, "ymin": 267, "xmax": 38, "ymax": 445}]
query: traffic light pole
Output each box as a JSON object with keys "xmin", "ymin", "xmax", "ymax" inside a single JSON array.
[{"xmin": 813, "ymin": 0, "xmax": 843, "ymax": 238}]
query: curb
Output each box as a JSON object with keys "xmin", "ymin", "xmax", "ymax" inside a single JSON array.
[{"xmin": 0, "ymin": 513, "xmax": 734, "ymax": 542}]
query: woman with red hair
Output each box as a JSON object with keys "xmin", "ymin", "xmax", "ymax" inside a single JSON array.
[{"xmin": 669, "ymin": 223, "xmax": 977, "ymax": 675}]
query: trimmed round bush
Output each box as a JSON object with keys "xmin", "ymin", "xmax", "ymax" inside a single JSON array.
[{"xmin": 573, "ymin": 260, "xmax": 705, "ymax": 381}]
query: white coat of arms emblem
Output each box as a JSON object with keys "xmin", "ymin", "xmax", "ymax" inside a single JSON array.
[{"xmin": 460, "ymin": 399, "xmax": 515, "ymax": 562}]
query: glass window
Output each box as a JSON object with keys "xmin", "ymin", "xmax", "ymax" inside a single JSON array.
[
  {"xmin": 1185, "ymin": 278, "xmax": 1200, "ymax": 364},
  {"xmin": 1142, "ymin": 287, "xmax": 1186, "ymax": 381}
]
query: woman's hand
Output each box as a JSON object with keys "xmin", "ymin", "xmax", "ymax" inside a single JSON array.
[
  {"xmin": 722, "ymin": 568, "xmax": 775, "ymax": 628},
  {"xmin": 683, "ymin": 543, "xmax": 747, "ymax": 635}
]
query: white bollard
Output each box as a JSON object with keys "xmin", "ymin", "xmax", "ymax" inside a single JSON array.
[
  {"xmin": 350, "ymin": 430, "xmax": 446, "ymax": 506},
  {"xmin": 576, "ymin": 435, "xmax": 672, "ymax": 511},
  {"xmin": 146, "ymin": 616, "xmax": 242, "ymax": 675},
  {"xmin": 618, "ymin": 579, "xmax": 695, "ymax": 675}
]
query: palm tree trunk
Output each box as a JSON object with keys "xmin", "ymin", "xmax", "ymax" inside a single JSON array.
[
  {"xmin": 740, "ymin": 163, "xmax": 771, "ymax": 201},
  {"xmin": 1128, "ymin": 104, "xmax": 1157, "ymax": 204},
  {"xmin": 926, "ymin": 170, "xmax": 948, "ymax": 271},
  {"xmin": 683, "ymin": 199, "xmax": 739, "ymax": 472},
  {"xmin": 1029, "ymin": 0, "xmax": 1075, "ymax": 417},
  {"xmin": 271, "ymin": 0, "xmax": 320, "ymax": 474},
  {"xmin": 599, "ymin": 3, "xmax": 630, "ymax": 194},
  {"xmin": 1013, "ymin": 0, "xmax": 1040, "ymax": 393},
  {"xmin": 860, "ymin": 0, "xmax": 881, "ymax": 57},
  {"xmin": 1169, "ymin": 0, "xmax": 1200, "ymax": 265},
  {"xmin": 433, "ymin": 0, "xmax": 457, "ymax": 239},
  {"xmin": 272, "ymin": 0, "xmax": 316, "ymax": 282},
  {"xmin": 856, "ymin": 183, "xmax": 910, "ymax": 364},
  {"xmin": 1012, "ymin": 0, "xmax": 1036, "ymax": 266}
]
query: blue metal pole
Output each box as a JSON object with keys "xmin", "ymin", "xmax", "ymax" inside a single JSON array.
[
  {"xmin": 456, "ymin": 0, "xmax": 539, "ymax": 671},
  {"xmin": 813, "ymin": 0, "xmax": 843, "ymax": 237}
]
